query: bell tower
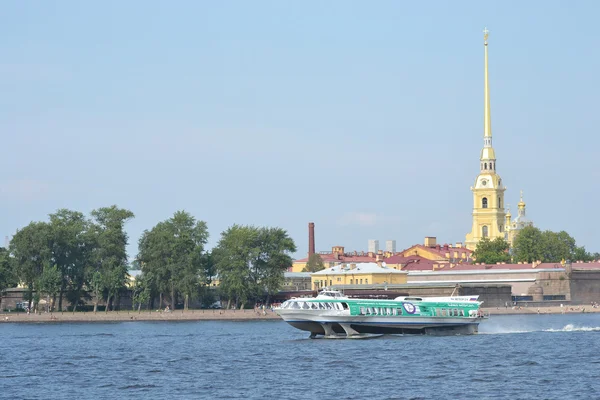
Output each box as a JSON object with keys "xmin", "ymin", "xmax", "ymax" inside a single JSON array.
[{"xmin": 465, "ymin": 28, "xmax": 507, "ymax": 250}]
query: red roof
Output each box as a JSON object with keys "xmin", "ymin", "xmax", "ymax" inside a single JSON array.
[{"xmin": 383, "ymin": 255, "xmax": 427, "ymax": 264}]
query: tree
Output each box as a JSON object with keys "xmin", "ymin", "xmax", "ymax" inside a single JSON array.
[
  {"xmin": 253, "ymin": 227, "xmax": 296, "ymax": 305},
  {"xmin": 131, "ymin": 273, "xmax": 151, "ymax": 312},
  {"xmin": 213, "ymin": 225, "xmax": 296, "ymax": 308},
  {"xmin": 49, "ymin": 209, "xmax": 90, "ymax": 310},
  {"xmin": 137, "ymin": 211, "xmax": 209, "ymax": 310},
  {"xmin": 36, "ymin": 265, "xmax": 62, "ymax": 311},
  {"xmin": 572, "ymin": 246, "xmax": 595, "ymax": 262},
  {"xmin": 89, "ymin": 205, "xmax": 135, "ymax": 312},
  {"xmin": 9, "ymin": 222, "xmax": 53, "ymax": 309},
  {"xmin": 472, "ymin": 237, "xmax": 511, "ymax": 264},
  {"xmin": 512, "ymin": 226, "xmax": 544, "ymax": 263},
  {"xmin": 0, "ymin": 247, "xmax": 17, "ymax": 310},
  {"xmin": 513, "ymin": 227, "xmax": 595, "ymax": 263},
  {"xmin": 302, "ymin": 253, "xmax": 325, "ymax": 272}
]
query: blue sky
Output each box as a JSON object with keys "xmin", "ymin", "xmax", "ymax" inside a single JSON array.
[{"xmin": 2, "ymin": 1, "xmax": 599, "ymax": 259}]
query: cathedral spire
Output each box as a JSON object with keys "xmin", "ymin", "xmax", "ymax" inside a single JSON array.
[
  {"xmin": 484, "ymin": 27, "xmax": 491, "ymax": 140},
  {"xmin": 480, "ymin": 27, "xmax": 496, "ymax": 169}
]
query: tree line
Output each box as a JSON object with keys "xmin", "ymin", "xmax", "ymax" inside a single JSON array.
[
  {"xmin": 473, "ymin": 226, "xmax": 599, "ymax": 265},
  {"xmin": 0, "ymin": 207, "xmax": 296, "ymax": 312}
]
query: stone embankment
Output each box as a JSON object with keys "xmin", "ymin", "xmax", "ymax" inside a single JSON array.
[{"xmin": 1, "ymin": 309, "xmax": 281, "ymax": 323}]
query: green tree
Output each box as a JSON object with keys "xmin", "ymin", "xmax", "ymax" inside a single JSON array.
[
  {"xmin": 213, "ymin": 225, "xmax": 260, "ymax": 309},
  {"xmin": 131, "ymin": 273, "xmax": 151, "ymax": 312},
  {"xmin": 36, "ymin": 265, "xmax": 62, "ymax": 311},
  {"xmin": 89, "ymin": 205, "xmax": 135, "ymax": 312},
  {"xmin": 512, "ymin": 226, "xmax": 544, "ymax": 263},
  {"xmin": 9, "ymin": 222, "xmax": 53, "ymax": 309},
  {"xmin": 213, "ymin": 225, "xmax": 296, "ymax": 308},
  {"xmin": 48, "ymin": 209, "xmax": 90, "ymax": 310},
  {"xmin": 572, "ymin": 246, "xmax": 595, "ymax": 262},
  {"xmin": 472, "ymin": 237, "xmax": 511, "ymax": 264},
  {"xmin": 137, "ymin": 211, "xmax": 209, "ymax": 310},
  {"xmin": 539, "ymin": 230, "xmax": 576, "ymax": 263},
  {"xmin": 513, "ymin": 227, "xmax": 594, "ymax": 263},
  {"xmin": 0, "ymin": 247, "xmax": 18, "ymax": 310},
  {"xmin": 302, "ymin": 253, "xmax": 325, "ymax": 272},
  {"xmin": 254, "ymin": 227, "xmax": 296, "ymax": 305}
]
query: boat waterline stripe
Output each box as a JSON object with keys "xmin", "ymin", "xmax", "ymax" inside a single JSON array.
[{"xmin": 285, "ymin": 320, "xmax": 478, "ymax": 326}]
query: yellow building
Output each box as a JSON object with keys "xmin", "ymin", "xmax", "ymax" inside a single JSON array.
[
  {"xmin": 465, "ymin": 29, "xmax": 507, "ymax": 250},
  {"xmin": 310, "ymin": 262, "xmax": 407, "ymax": 290}
]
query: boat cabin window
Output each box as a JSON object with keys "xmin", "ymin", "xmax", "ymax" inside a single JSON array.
[
  {"xmin": 291, "ymin": 302, "xmax": 300, "ymax": 309},
  {"xmin": 396, "ymin": 308, "xmax": 403, "ymax": 315},
  {"xmin": 441, "ymin": 308, "xmax": 447, "ymax": 316},
  {"xmin": 310, "ymin": 303, "xmax": 318, "ymax": 310},
  {"xmin": 359, "ymin": 307, "xmax": 366, "ymax": 315},
  {"xmin": 341, "ymin": 303, "xmax": 348, "ymax": 310}
]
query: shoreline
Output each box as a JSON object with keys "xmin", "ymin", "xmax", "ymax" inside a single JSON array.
[
  {"xmin": 0, "ymin": 309, "xmax": 281, "ymax": 323},
  {"xmin": 2, "ymin": 305, "xmax": 598, "ymax": 324}
]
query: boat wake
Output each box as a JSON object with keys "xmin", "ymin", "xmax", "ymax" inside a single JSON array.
[
  {"xmin": 481, "ymin": 323, "xmax": 600, "ymax": 335},
  {"xmin": 544, "ymin": 324, "xmax": 600, "ymax": 332}
]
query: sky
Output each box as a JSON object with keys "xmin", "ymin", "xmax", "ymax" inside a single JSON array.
[{"xmin": 2, "ymin": 1, "xmax": 600, "ymax": 260}]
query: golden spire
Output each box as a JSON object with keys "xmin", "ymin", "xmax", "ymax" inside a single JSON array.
[
  {"xmin": 518, "ymin": 190, "xmax": 526, "ymax": 209},
  {"xmin": 480, "ymin": 27, "xmax": 496, "ymax": 163},
  {"xmin": 484, "ymin": 27, "xmax": 491, "ymax": 139}
]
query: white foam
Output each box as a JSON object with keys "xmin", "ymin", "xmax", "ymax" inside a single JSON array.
[{"xmin": 544, "ymin": 324, "xmax": 600, "ymax": 332}]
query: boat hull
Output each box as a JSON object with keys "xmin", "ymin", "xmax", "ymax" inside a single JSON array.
[{"xmin": 278, "ymin": 311, "xmax": 481, "ymax": 336}]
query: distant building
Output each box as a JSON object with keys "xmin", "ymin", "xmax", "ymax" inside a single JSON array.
[
  {"xmin": 310, "ymin": 262, "xmax": 407, "ymax": 290},
  {"xmin": 505, "ymin": 191, "xmax": 534, "ymax": 245},
  {"xmin": 368, "ymin": 240, "xmax": 379, "ymax": 254},
  {"xmin": 385, "ymin": 240, "xmax": 396, "ymax": 253}
]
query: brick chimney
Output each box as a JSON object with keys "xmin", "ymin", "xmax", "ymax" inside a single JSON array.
[{"xmin": 308, "ymin": 222, "xmax": 315, "ymax": 257}]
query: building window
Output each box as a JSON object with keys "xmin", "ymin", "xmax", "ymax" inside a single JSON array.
[
  {"xmin": 498, "ymin": 196, "xmax": 501, "ymax": 208},
  {"xmin": 350, "ymin": 279, "xmax": 353, "ymax": 284},
  {"xmin": 482, "ymin": 197, "xmax": 488, "ymax": 208},
  {"xmin": 484, "ymin": 163, "xmax": 487, "ymax": 170},
  {"xmin": 365, "ymin": 279, "xmax": 368, "ymax": 284},
  {"xmin": 360, "ymin": 279, "xmax": 363, "ymax": 284},
  {"xmin": 482, "ymin": 226, "xmax": 489, "ymax": 238},
  {"xmin": 499, "ymin": 225, "xmax": 503, "ymax": 233}
]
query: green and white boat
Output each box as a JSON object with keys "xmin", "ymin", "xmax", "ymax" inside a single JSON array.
[{"xmin": 275, "ymin": 290, "xmax": 487, "ymax": 338}]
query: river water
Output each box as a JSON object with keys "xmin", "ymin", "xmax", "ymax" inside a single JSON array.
[{"xmin": 1, "ymin": 314, "xmax": 599, "ymax": 399}]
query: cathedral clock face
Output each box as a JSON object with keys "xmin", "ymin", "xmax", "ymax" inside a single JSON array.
[{"xmin": 481, "ymin": 179, "xmax": 487, "ymax": 186}]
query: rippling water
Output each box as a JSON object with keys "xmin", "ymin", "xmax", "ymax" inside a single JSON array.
[{"xmin": 1, "ymin": 314, "xmax": 599, "ymax": 399}]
